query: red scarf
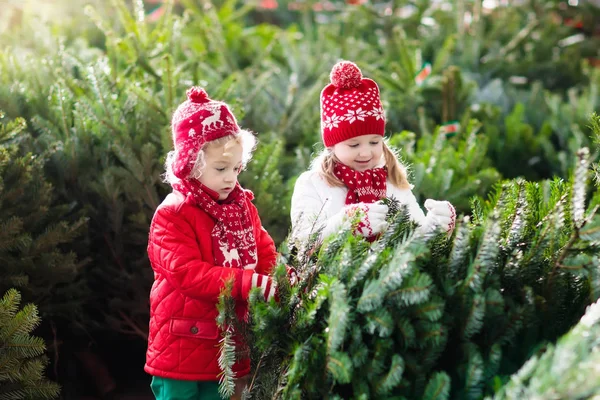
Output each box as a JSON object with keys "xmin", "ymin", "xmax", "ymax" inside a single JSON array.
[
  {"xmin": 172, "ymin": 179, "xmax": 257, "ymax": 269},
  {"xmin": 334, "ymin": 163, "xmax": 387, "ymax": 205}
]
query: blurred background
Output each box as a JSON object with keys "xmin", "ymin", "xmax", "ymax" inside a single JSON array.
[{"xmin": 0, "ymin": 0, "xmax": 599, "ymax": 398}]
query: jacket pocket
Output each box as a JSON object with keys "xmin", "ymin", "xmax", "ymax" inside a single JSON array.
[{"xmin": 169, "ymin": 317, "xmax": 220, "ymax": 340}]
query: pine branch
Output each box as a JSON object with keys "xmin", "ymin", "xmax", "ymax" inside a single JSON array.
[
  {"xmin": 0, "ymin": 289, "xmax": 59, "ymax": 399},
  {"xmin": 493, "ymin": 299, "xmax": 600, "ymax": 399},
  {"xmin": 326, "ymin": 279, "xmax": 350, "ymax": 353},
  {"xmin": 463, "ymin": 213, "xmax": 501, "ymax": 293},
  {"xmin": 215, "ymin": 278, "xmax": 244, "ymax": 398},
  {"xmin": 217, "ymin": 326, "xmax": 236, "ymax": 398},
  {"xmin": 422, "ymin": 372, "xmax": 451, "ymax": 400}
]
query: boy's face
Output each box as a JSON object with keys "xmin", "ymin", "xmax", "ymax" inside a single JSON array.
[
  {"xmin": 199, "ymin": 141, "xmax": 243, "ymax": 200},
  {"xmin": 332, "ymin": 134, "xmax": 383, "ymax": 172}
]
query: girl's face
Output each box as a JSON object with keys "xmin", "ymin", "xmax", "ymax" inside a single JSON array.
[
  {"xmin": 332, "ymin": 134, "xmax": 383, "ymax": 172},
  {"xmin": 199, "ymin": 141, "xmax": 243, "ymax": 200}
]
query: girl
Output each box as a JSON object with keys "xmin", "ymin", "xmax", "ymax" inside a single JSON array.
[
  {"xmin": 291, "ymin": 61, "xmax": 456, "ymax": 242},
  {"xmin": 145, "ymin": 87, "xmax": 278, "ymax": 400}
]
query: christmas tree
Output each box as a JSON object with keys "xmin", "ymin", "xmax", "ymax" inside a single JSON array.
[
  {"xmin": 0, "ymin": 113, "xmax": 87, "ymax": 324},
  {"xmin": 492, "ymin": 297, "xmax": 600, "ymax": 399},
  {"xmin": 218, "ymin": 145, "xmax": 600, "ymax": 399},
  {"xmin": 0, "ymin": 289, "xmax": 60, "ymax": 400}
]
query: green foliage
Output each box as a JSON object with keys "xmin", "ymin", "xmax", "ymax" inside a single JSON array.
[
  {"xmin": 390, "ymin": 119, "xmax": 501, "ymax": 214},
  {"xmin": 216, "ymin": 279, "xmax": 237, "ymax": 399},
  {"xmin": 476, "ymin": 69, "xmax": 600, "ymax": 181},
  {"xmin": 492, "ymin": 298, "xmax": 600, "ymax": 400},
  {"xmin": 480, "ymin": 103, "xmax": 554, "ymax": 181},
  {"xmin": 224, "ymin": 146, "xmax": 600, "ymax": 399},
  {"xmin": 0, "ymin": 289, "xmax": 60, "ymax": 400},
  {"xmin": 0, "ymin": 114, "xmax": 86, "ymax": 322}
]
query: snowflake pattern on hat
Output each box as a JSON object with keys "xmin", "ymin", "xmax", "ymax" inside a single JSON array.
[{"xmin": 320, "ymin": 62, "xmax": 386, "ymax": 147}]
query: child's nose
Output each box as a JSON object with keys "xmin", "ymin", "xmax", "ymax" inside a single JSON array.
[{"xmin": 224, "ymin": 172, "xmax": 235, "ymax": 183}]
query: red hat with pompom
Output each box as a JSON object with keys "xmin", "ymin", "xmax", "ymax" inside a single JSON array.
[
  {"xmin": 320, "ymin": 61, "xmax": 385, "ymax": 147},
  {"xmin": 170, "ymin": 87, "xmax": 240, "ymax": 179}
]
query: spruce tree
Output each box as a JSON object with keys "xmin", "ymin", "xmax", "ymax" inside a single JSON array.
[
  {"xmin": 492, "ymin": 298, "xmax": 600, "ymax": 400},
  {"xmin": 0, "ymin": 288, "xmax": 60, "ymax": 400},
  {"xmin": 218, "ymin": 145, "xmax": 600, "ymax": 399},
  {"xmin": 0, "ymin": 114, "xmax": 86, "ymax": 323}
]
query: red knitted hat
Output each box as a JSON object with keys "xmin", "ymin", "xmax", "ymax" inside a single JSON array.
[
  {"xmin": 171, "ymin": 87, "xmax": 240, "ymax": 179},
  {"xmin": 320, "ymin": 61, "xmax": 386, "ymax": 147}
]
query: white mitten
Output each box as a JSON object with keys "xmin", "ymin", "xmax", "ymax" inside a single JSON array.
[
  {"xmin": 322, "ymin": 202, "xmax": 389, "ymax": 239},
  {"xmin": 424, "ymin": 199, "xmax": 456, "ymax": 236}
]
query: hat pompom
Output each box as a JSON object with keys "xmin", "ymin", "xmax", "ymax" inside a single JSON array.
[
  {"xmin": 330, "ymin": 61, "xmax": 363, "ymax": 89},
  {"xmin": 186, "ymin": 87, "xmax": 210, "ymax": 103}
]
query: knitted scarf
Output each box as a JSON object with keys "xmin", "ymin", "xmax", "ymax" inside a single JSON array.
[
  {"xmin": 334, "ymin": 162, "xmax": 388, "ymax": 205},
  {"xmin": 172, "ymin": 179, "xmax": 257, "ymax": 269}
]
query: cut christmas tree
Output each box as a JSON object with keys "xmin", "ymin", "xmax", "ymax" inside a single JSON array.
[{"xmin": 218, "ymin": 145, "xmax": 600, "ymax": 399}]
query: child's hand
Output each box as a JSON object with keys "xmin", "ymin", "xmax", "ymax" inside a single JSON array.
[
  {"xmin": 424, "ymin": 199, "xmax": 456, "ymax": 236},
  {"xmin": 254, "ymin": 268, "xmax": 297, "ymax": 303},
  {"xmin": 322, "ymin": 202, "xmax": 389, "ymax": 238},
  {"xmin": 253, "ymin": 273, "xmax": 277, "ymax": 301},
  {"xmin": 345, "ymin": 202, "xmax": 389, "ymax": 238}
]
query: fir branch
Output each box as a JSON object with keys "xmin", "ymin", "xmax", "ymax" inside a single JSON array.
[
  {"xmin": 462, "ymin": 294, "xmax": 486, "ymax": 340},
  {"xmin": 396, "ymin": 318, "xmax": 416, "ymax": 348},
  {"xmin": 412, "ymin": 295, "xmax": 445, "ymax": 322},
  {"xmin": 548, "ymin": 149, "xmax": 591, "ymax": 287},
  {"xmin": 463, "ymin": 213, "xmax": 501, "ymax": 293},
  {"xmin": 365, "ymin": 308, "xmax": 394, "ymax": 338},
  {"xmin": 388, "ymin": 272, "xmax": 433, "ymax": 307},
  {"xmin": 326, "ymin": 279, "xmax": 350, "ymax": 353},
  {"xmin": 571, "ymin": 147, "xmax": 590, "ymax": 229},
  {"xmin": 326, "ymin": 351, "xmax": 352, "ymax": 384},
  {"xmin": 484, "ymin": 288, "xmax": 504, "ymax": 318},
  {"xmin": 375, "ymin": 354, "xmax": 405, "ymax": 395},
  {"xmin": 493, "ymin": 299, "xmax": 600, "ymax": 399},
  {"xmin": 217, "ymin": 326, "xmax": 236, "ymax": 398},
  {"xmin": 348, "ymin": 247, "xmax": 390, "ymax": 290},
  {"xmin": 463, "ymin": 343, "xmax": 484, "ymax": 400},
  {"xmin": 216, "ymin": 279, "xmax": 238, "ymax": 398},
  {"xmin": 357, "ymin": 239, "xmax": 420, "ymax": 312},
  {"xmin": 483, "ymin": 343, "xmax": 502, "ymax": 382},
  {"xmin": 0, "ymin": 289, "xmax": 59, "ymax": 399},
  {"xmin": 579, "ymin": 217, "xmax": 600, "ymax": 242},
  {"xmin": 447, "ymin": 216, "xmax": 471, "ymax": 281},
  {"xmin": 504, "ymin": 180, "xmax": 528, "ymax": 253},
  {"xmin": 422, "ymin": 372, "xmax": 451, "ymax": 400}
]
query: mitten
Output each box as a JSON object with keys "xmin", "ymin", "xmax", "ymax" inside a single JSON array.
[
  {"xmin": 252, "ymin": 273, "xmax": 277, "ymax": 301},
  {"xmin": 322, "ymin": 202, "xmax": 389, "ymax": 238},
  {"xmin": 423, "ymin": 199, "xmax": 456, "ymax": 236}
]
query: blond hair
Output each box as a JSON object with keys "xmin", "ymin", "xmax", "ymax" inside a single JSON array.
[
  {"xmin": 311, "ymin": 141, "xmax": 411, "ymax": 189},
  {"xmin": 164, "ymin": 129, "xmax": 256, "ymax": 184}
]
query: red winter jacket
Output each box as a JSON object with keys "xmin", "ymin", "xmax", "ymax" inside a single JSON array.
[{"xmin": 144, "ymin": 191, "xmax": 277, "ymax": 381}]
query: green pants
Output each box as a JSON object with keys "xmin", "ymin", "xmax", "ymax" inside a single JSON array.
[{"xmin": 151, "ymin": 376, "xmax": 221, "ymax": 400}]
